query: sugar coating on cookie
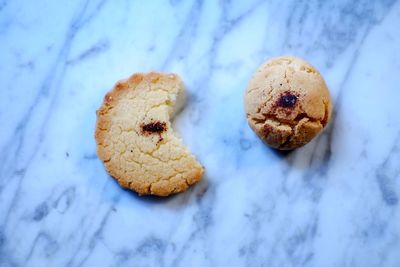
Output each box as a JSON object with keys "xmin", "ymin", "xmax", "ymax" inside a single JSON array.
[
  {"xmin": 244, "ymin": 56, "xmax": 333, "ymax": 150},
  {"xmin": 95, "ymin": 72, "xmax": 204, "ymax": 196}
]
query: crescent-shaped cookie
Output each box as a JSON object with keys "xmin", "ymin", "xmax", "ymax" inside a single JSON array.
[{"xmin": 95, "ymin": 72, "xmax": 204, "ymax": 196}]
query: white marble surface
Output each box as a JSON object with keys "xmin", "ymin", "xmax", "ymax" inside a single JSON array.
[{"xmin": 1, "ymin": 0, "xmax": 400, "ymax": 266}]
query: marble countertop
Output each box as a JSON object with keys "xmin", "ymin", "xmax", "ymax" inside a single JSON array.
[{"xmin": 1, "ymin": 0, "xmax": 400, "ymax": 266}]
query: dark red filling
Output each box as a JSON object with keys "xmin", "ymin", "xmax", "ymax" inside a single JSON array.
[
  {"xmin": 277, "ymin": 92, "xmax": 297, "ymax": 108},
  {"xmin": 141, "ymin": 121, "xmax": 167, "ymax": 134}
]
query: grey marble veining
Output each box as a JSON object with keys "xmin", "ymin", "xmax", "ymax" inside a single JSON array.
[{"xmin": 1, "ymin": 0, "xmax": 400, "ymax": 266}]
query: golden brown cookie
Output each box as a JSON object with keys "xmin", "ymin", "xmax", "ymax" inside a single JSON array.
[
  {"xmin": 95, "ymin": 72, "xmax": 204, "ymax": 196},
  {"xmin": 244, "ymin": 56, "xmax": 333, "ymax": 150}
]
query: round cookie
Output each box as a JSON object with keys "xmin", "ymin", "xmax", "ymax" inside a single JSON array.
[
  {"xmin": 244, "ymin": 56, "xmax": 332, "ymax": 150},
  {"xmin": 95, "ymin": 72, "xmax": 204, "ymax": 196}
]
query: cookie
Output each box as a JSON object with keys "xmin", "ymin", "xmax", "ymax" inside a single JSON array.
[
  {"xmin": 244, "ymin": 56, "xmax": 333, "ymax": 150},
  {"xmin": 95, "ymin": 72, "xmax": 204, "ymax": 196}
]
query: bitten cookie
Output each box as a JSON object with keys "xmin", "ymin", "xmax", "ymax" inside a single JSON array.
[
  {"xmin": 95, "ymin": 72, "xmax": 204, "ymax": 196},
  {"xmin": 244, "ymin": 56, "xmax": 333, "ymax": 150}
]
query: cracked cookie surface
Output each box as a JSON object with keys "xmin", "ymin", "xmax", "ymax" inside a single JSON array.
[
  {"xmin": 244, "ymin": 56, "xmax": 333, "ymax": 150},
  {"xmin": 95, "ymin": 72, "xmax": 204, "ymax": 196}
]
